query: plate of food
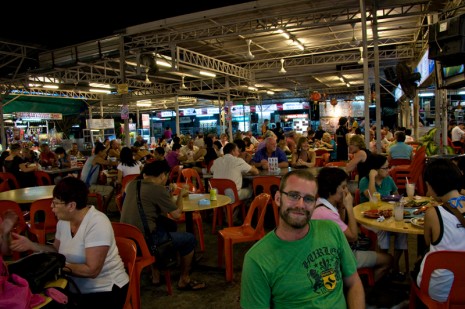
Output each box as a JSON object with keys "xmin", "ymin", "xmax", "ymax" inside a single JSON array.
[
  {"xmin": 363, "ymin": 209, "xmax": 392, "ymax": 219},
  {"xmin": 363, "ymin": 209, "xmax": 380, "ymax": 218},
  {"xmin": 410, "ymin": 217, "xmax": 425, "ymax": 228},
  {"xmin": 404, "ymin": 199, "xmax": 430, "ymax": 208}
]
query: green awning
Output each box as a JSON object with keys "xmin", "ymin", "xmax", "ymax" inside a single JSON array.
[{"xmin": 2, "ymin": 95, "xmax": 90, "ymax": 116}]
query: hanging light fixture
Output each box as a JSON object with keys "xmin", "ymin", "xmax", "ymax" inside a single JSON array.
[
  {"xmin": 181, "ymin": 76, "xmax": 187, "ymax": 89},
  {"xmin": 349, "ymin": 23, "xmax": 360, "ymax": 47},
  {"xmin": 144, "ymin": 68, "xmax": 151, "ymax": 84},
  {"xmin": 279, "ymin": 58, "xmax": 287, "ymax": 74},
  {"xmin": 246, "ymin": 39, "xmax": 254, "ymax": 60}
]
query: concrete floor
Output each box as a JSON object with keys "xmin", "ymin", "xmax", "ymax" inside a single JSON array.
[{"xmin": 106, "ymin": 208, "xmax": 416, "ymax": 309}]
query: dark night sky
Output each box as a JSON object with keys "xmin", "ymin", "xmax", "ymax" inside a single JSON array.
[{"xmin": 0, "ymin": 1, "xmax": 249, "ymax": 49}]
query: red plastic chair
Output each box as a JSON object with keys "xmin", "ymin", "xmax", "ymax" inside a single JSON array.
[
  {"xmin": 388, "ymin": 158, "xmax": 411, "ymax": 167},
  {"xmin": 88, "ymin": 192, "xmax": 104, "ymax": 212},
  {"xmin": 448, "ymin": 137, "xmax": 463, "ymax": 154},
  {"xmin": 115, "ymin": 236, "xmax": 137, "ymax": 309},
  {"xmin": 112, "ymin": 222, "xmax": 173, "ymax": 301},
  {"xmin": 218, "ymin": 193, "xmax": 270, "ymax": 281},
  {"xmin": 0, "ymin": 172, "xmax": 21, "ymax": 189},
  {"xmin": 27, "ymin": 198, "xmax": 57, "ymax": 244},
  {"xmin": 168, "ymin": 165, "xmax": 182, "ymax": 184},
  {"xmin": 252, "ymin": 176, "xmax": 281, "ymax": 227},
  {"xmin": 121, "ymin": 174, "xmax": 139, "ymax": 192},
  {"xmin": 209, "ymin": 178, "xmax": 246, "ymax": 234},
  {"xmin": 34, "ymin": 171, "xmax": 53, "ymax": 186},
  {"xmin": 176, "ymin": 168, "xmax": 205, "ymax": 194},
  {"xmin": 357, "ymin": 224, "xmax": 377, "ymax": 286},
  {"xmin": 390, "ymin": 146, "xmax": 426, "ymax": 196},
  {"xmin": 409, "ymin": 250, "xmax": 465, "ymax": 309}
]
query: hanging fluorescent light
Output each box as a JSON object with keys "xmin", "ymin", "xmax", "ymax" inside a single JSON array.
[
  {"xmin": 43, "ymin": 84, "xmax": 59, "ymax": 89},
  {"xmin": 458, "ymin": 90, "xmax": 465, "ymax": 95},
  {"xmin": 181, "ymin": 76, "xmax": 187, "ymax": 89},
  {"xmin": 418, "ymin": 92, "xmax": 434, "ymax": 97},
  {"xmin": 346, "ymin": 83, "xmax": 350, "ymax": 87},
  {"xmin": 156, "ymin": 60, "xmax": 171, "ymax": 68},
  {"xmin": 89, "ymin": 83, "xmax": 112, "ymax": 89},
  {"xmin": 136, "ymin": 103, "xmax": 152, "ymax": 107},
  {"xmin": 279, "ymin": 58, "xmax": 287, "ymax": 74},
  {"xmin": 89, "ymin": 88, "xmax": 111, "ymax": 94},
  {"xmin": 199, "ymin": 70, "xmax": 216, "ymax": 78},
  {"xmin": 266, "ymin": 90, "xmax": 275, "ymax": 95},
  {"xmin": 248, "ymin": 86, "xmax": 258, "ymax": 91}
]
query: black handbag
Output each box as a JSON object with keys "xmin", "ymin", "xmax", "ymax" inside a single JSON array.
[
  {"xmin": 136, "ymin": 180, "xmax": 178, "ymax": 270},
  {"xmin": 8, "ymin": 252, "xmax": 66, "ymax": 293}
]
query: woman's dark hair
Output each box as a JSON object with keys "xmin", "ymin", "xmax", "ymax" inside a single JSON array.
[
  {"xmin": 338, "ymin": 117, "xmax": 348, "ymax": 126},
  {"xmin": 53, "ymin": 177, "xmax": 89, "ymax": 209},
  {"xmin": 234, "ymin": 139, "xmax": 246, "ymax": 152},
  {"xmin": 369, "ymin": 154, "xmax": 388, "ymax": 170},
  {"xmin": 243, "ymin": 137, "xmax": 251, "ymax": 146},
  {"xmin": 205, "ymin": 137, "xmax": 214, "ymax": 148},
  {"xmin": 94, "ymin": 142, "xmax": 106, "ymax": 154},
  {"xmin": 317, "ymin": 167, "xmax": 348, "ymax": 199},
  {"xmin": 424, "ymin": 158, "xmax": 462, "ymax": 197},
  {"xmin": 120, "ymin": 146, "xmax": 137, "ymax": 167}
]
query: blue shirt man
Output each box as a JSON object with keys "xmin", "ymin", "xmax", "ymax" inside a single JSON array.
[
  {"xmin": 388, "ymin": 131, "xmax": 413, "ymax": 160},
  {"xmin": 252, "ymin": 137, "xmax": 289, "ymax": 170}
]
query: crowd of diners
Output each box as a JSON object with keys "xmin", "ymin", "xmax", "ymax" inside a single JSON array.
[{"xmin": 1, "ymin": 118, "xmax": 464, "ymax": 308}]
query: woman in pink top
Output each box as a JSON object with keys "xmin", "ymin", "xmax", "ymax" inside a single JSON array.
[{"xmin": 312, "ymin": 167, "xmax": 392, "ymax": 283}]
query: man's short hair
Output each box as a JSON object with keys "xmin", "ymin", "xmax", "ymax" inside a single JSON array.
[
  {"xmin": 142, "ymin": 160, "xmax": 170, "ymax": 177},
  {"xmin": 280, "ymin": 170, "xmax": 316, "ymax": 192},
  {"xmin": 424, "ymin": 158, "xmax": 462, "ymax": 196},
  {"xmin": 223, "ymin": 142, "xmax": 237, "ymax": 154},
  {"xmin": 395, "ymin": 131, "xmax": 406, "ymax": 142}
]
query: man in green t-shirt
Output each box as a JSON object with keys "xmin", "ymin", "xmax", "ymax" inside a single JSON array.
[{"xmin": 240, "ymin": 170, "xmax": 364, "ymax": 309}]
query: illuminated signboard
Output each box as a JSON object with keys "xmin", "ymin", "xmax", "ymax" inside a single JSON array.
[{"xmin": 16, "ymin": 112, "xmax": 62, "ymax": 120}]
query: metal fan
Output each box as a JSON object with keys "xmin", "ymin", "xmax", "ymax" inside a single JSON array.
[
  {"xmin": 246, "ymin": 39, "xmax": 254, "ymax": 60},
  {"xmin": 396, "ymin": 61, "xmax": 421, "ymax": 99}
]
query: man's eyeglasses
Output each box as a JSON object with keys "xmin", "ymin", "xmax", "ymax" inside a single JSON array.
[
  {"xmin": 281, "ymin": 191, "xmax": 316, "ymax": 204},
  {"xmin": 379, "ymin": 166, "xmax": 390, "ymax": 170},
  {"xmin": 51, "ymin": 200, "xmax": 67, "ymax": 208}
]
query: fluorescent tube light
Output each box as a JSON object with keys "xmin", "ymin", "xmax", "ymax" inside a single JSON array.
[
  {"xmin": 156, "ymin": 60, "xmax": 171, "ymax": 68},
  {"xmin": 418, "ymin": 92, "xmax": 434, "ymax": 97},
  {"xmin": 199, "ymin": 71, "xmax": 216, "ymax": 78},
  {"xmin": 43, "ymin": 84, "xmax": 59, "ymax": 89},
  {"xmin": 89, "ymin": 83, "xmax": 112, "ymax": 88},
  {"xmin": 136, "ymin": 103, "xmax": 151, "ymax": 107},
  {"xmin": 89, "ymin": 88, "xmax": 111, "ymax": 94}
]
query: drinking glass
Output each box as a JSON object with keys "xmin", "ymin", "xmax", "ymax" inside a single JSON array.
[
  {"xmin": 406, "ymin": 183, "xmax": 415, "ymax": 198},
  {"xmin": 394, "ymin": 202, "xmax": 404, "ymax": 221}
]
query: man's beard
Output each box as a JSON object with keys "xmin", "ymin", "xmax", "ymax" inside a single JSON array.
[{"xmin": 279, "ymin": 202, "xmax": 311, "ymax": 229}]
